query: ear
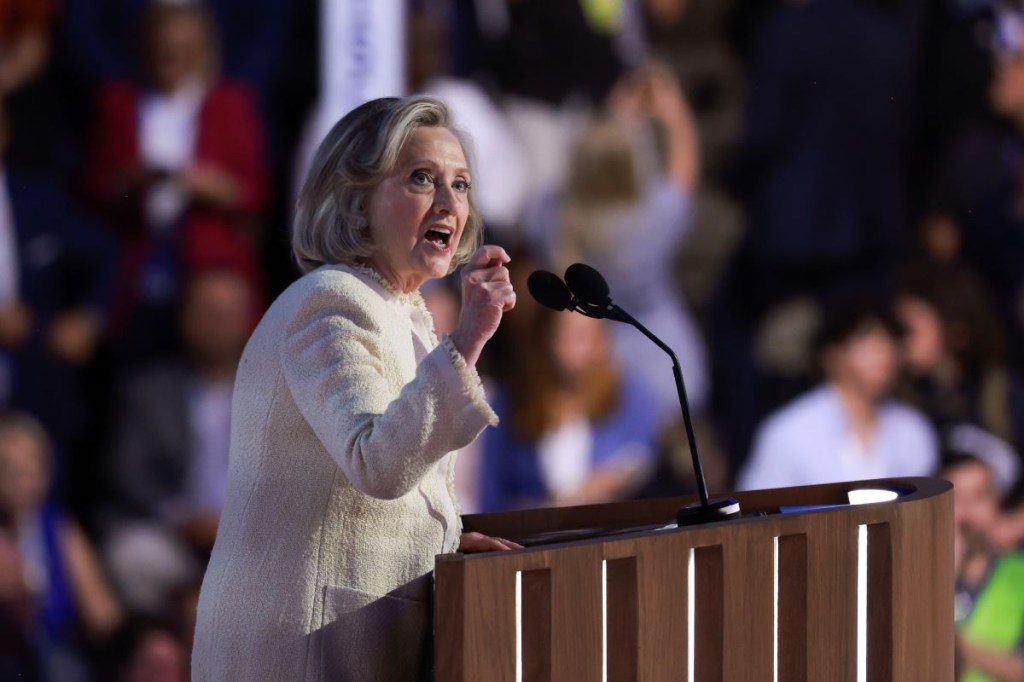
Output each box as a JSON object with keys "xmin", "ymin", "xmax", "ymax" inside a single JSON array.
[
  {"xmin": 354, "ymin": 191, "xmax": 367, "ymax": 215},
  {"xmin": 349, "ymin": 190, "xmax": 371, "ymax": 230}
]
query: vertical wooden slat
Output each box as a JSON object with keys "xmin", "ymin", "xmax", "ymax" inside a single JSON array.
[
  {"xmin": 434, "ymin": 559, "xmax": 465, "ymax": 680},
  {"xmin": 606, "ymin": 556, "xmax": 639, "ymax": 681},
  {"xmin": 461, "ymin": 558, "xmax": 518, "ymax": 681},
  {"xmin": 806, "ymin": 520, "xmax": 858, "ymax": 682},
  {"xmin": 550, "ymin": 547, "xmax": 603, "ymax": 680},
  {"xmin": 637, "ymin": 535, "xmax": 689, "ymax": 681},
  {"xmin": 436, "ymin": 479, "xmax": 954, "ymax": 682},
  {"xmin": 867, "ymin": 523, "xmax": 893, "ymax": 681},
  {"xmin": 522, "ymin": 568, "xmax": 552, "ymax": 681},
  {"xmin": 777, "ymin": 534, "xmax": 808, "ymax": 682},
  {"xmin": 723, "ymin": 528, "xmax": 775, "ymax": 682},
  {"xmin": 694, "ymin": 545, "xmax": 724, "ymax": 682},
  {"xmin": 890, "ymin": 490, "xmax": 955, "ymax": 680}
]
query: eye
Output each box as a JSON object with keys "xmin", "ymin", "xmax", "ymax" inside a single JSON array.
[
  {"xmin": 452, "ymin": 178, "xmax": 471, "ymax": 193},
  {"xmin": 411, "ymin": 170, "xmax": 432, "ymax": 186}
]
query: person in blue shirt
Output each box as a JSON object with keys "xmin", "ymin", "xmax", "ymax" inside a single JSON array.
[{"xmin": 479, "ymin": 306, "xmax": 661, "ymax": 511}]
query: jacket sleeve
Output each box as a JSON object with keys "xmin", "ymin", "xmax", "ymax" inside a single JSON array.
[{"xmin": 281, "ymin": 281, "xmax": 498, "ymax": 500}]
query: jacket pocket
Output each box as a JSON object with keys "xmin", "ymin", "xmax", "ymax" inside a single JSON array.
[{"xmin": 319, "ymin": 583, "xmax": 429, "ymax": 681}]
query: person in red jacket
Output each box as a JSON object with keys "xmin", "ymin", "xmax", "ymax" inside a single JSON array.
[{"xmin": 86, "ymin": 1, "xmax": 268, "ymax": 362}]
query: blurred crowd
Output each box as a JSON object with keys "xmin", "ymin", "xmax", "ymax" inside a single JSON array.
[{"xmin": 3, "ymin": 0, "xmax": 1024, "ymax": 678}]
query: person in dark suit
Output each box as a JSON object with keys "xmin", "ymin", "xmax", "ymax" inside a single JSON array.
[
  {"xmin": 0, "ymin": 105, "xmax": 118, "ymax": 476},
  {"xmin": 714, "ymin": 0, "xmax": 918, "ymax": 470},
  {"xmin": 101, "ymin": 268, "xmax": 255, "ymax": 615}
]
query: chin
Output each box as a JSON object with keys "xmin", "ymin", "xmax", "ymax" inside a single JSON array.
[{"xmin": 425, "ymin": 256, "xmax": 455, "ymax": 279}]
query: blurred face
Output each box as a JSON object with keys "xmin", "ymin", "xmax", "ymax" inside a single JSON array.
[
  {"xmin": 896, "ymin": 295, "xmax": 944, "ymax": 373},
  {"xmin": 824, "ymin": 323, "xmax": 899, "ymax": 399},
  {"xmin": 150, "ymin": 13, "xmax": 210, "ymax": 92},
  {"xmin": 366, "ymin": 127, "xmax": 471, "ymax": 293},
  {"xmin": 990, "ymin": 48, "xmax": 1024, "ymax": 120},
  {"xmin": 181, "ymin": 272, "xmax": 253, "ymax": 366},
  {"xmin": 549, "ymin": 313, "xmax": 609, "ymax": 383},
  {"xmin": 0, "ymin": 429, "xmax": 48, "ymax": 516},
  {"xmin": 123, "ymin": 631, "xmax": 187, "ymax": 682},
  {"xmin": 947, "ymin": 461, "xmax": 998, "ymax": 533},
  {"xmin": 918, "ymin": 214, "xmax": 961, "ymax": 264}
]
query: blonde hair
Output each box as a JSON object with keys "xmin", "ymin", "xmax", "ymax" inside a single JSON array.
[
  {"xmin": 292, "ymin": 96, "xmax": 483, "ymax": 274},
  {"xmin": 555, "ymin": 116, "xmax": 654, "ymax": 269}
]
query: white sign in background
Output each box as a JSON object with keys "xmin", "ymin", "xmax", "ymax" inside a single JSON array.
[{"xmin": 292, "ymin": 0, "xmax": 407, "ymax": 204}]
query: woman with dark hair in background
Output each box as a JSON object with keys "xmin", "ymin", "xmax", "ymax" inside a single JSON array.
[
  {"xmin": 479, "ymin": 301, "xmax": 660, "ymax": 511},
  {"xmin": 897, "ymin": 263, "xmax": 1024, "ymax": 500}
]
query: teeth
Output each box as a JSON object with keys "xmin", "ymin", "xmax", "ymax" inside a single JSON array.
[{"xmin": 425, "ymin": 227, "xmax": 452, "ymax": 248}]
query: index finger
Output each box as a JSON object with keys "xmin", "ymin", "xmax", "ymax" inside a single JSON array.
[{"xmin": 464, "ymin": 245, "xmax": 510, "ymax": 271}]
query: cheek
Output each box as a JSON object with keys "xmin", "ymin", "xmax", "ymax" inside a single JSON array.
[
  {"xmin": 451, "ymin": 202, "xmax": 471, "ymax": 241},
  {"xmin": 372, "ymin": 193, "xmax": 425, "ymax": 240},
  {"xmin": 906, "ymin": 322, "xmax": 942, "ymax": 366},
  {"xmin": 853, "ymin": 343, "xmax": 896, "ymax": 382}
]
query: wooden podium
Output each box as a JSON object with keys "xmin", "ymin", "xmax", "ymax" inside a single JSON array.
[{"xmin": 433, "ymin": 477, "xmax": 953, "ymax": 681}]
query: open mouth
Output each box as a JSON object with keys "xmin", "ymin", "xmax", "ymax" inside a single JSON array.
[{"xmin": 424, "ymin": 226, "xmax": 453, "ymax": 250}]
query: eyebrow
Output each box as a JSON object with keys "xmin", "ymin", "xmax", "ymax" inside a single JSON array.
[{"xmin": 406, "ymin": 159, "xmax": 471, "ymax": 176}]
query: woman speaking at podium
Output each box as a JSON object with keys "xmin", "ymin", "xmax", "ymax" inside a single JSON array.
[{"xmin": 191, "ymin": 96, "xmax": 518, "ymax": 680}]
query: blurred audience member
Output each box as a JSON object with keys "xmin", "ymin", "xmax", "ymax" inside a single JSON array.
[
  {"xmin": 0, "ymin": 0, "xmax": 65, "ymax": 176},
  {"xmin": 946, "ymin": 455, "xmax": 1024, "ymax": 682},
  {"xmin": 732, "ymin": 0, "xmax": 914, "ymax": 269},
  {"xmin": 0, "ymin": 107, "xmax": 118, "ymax": 466},
  {"xmin": 85, "ymin": 1, "xmax": 268, "ymax": 364},
  {"xmin": 928, "ymin": 34, "xmax": 1024, "ymax": 355},
  {"xmin": 738, "ymin": 297, "xmax": 937, "ymax": 490},
  {"xmin": 111, "ymin": 617, "xmax": 188, "ymax": 682},
  {"xmin": 0, "ymin": 412, "xmax": 123, "ymax": 681},
  {"xmin": 896, "ymin": 263, "xmax": 1024, "ymax": 498},
  {"xmin": 456, "ymin": 0, "xmax": 646, "ymax": 206},
  {"xmin": 102, "ymin": 268, "xmax": 253, "ymax": 615},
  {"xmin": 715, "ymin": 0, "xmax": 916, "ymax": 463},
  {"xmin": 0, "ymin": 0, "xmax": 55, "ymax": 97},
  {"xmin": 61, "ymin": 0, "xmax": 287, "ymax": 95},
  {"xmin": 532, "ymin": 61, "xmax": 706, "ymax": 423},
  {"xmin": 479, "ymin": 307, "xmax": 660, "ymax": 511}
]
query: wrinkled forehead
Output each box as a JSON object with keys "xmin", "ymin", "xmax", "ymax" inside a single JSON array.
[{"xmin": 395, "ymin": 126, "xmax": 471, "ymax": 171}]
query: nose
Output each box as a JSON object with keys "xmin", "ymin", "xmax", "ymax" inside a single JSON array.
[{"xmin": 433, "ymin": 182, "xmax": 456, "ymax": 215}]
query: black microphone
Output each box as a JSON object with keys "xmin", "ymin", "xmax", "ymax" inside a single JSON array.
[
  {"xmin": 564, "ymin": 263, "xmax": 611, "ymax": 306},
  {"xmin": 526, "ymin": 270, "xmax": 574, "ymax": 312},
  {"xmin": 531, "ymin": 264, "xmax": 741, "ymax": 526}
]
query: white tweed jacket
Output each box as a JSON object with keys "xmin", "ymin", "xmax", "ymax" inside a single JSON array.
[{"xmin": 191, "ymin": 263, "xmax": 498, "ymax": 681}]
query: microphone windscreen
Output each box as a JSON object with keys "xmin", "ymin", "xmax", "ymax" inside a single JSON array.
[
  {"xmin": 565, "ymin": 263, "xmax": 611, "ymax": 306},
  {"xmin": 527, "ymin": 270, "xmax": 573, "ymax": 311}
]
